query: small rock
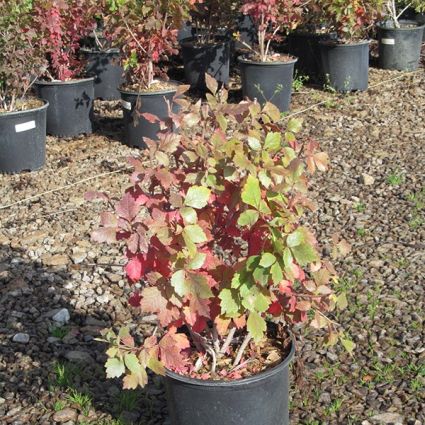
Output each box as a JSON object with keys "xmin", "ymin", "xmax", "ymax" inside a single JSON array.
[
  {"xmin": 47, "ymin": 336, "xmax": 61, "ymax": 344},
  {"xmin": 85, "ymin": 317, "xmax": 108, "ymax": 327},
  {"xmin": 371, "ymin": 412, "xmax": 404, "ymax": 424},
  {"xmin": 361, "ymin": 173, "xmax": 375, "ymax": 185},
  {"xmin": 41, "ymin": 254, "xmax": 70, "ymax": 267},
  {"xmin": 64, "ymin": 350, "xmax": 93, "ymax": 363},
  {"xmin": 12, "ymin": 333, "xmax": 30, "ymax": 344},
  {"xmin": 52, "ymin": 308, "xmax": 70, "ymax": 325},
  {"xmin": 0, "ymin": 397, "xmax": 5, "ymax": 404},
  {"xmin": 370, "ymin": 260, "xmax": 384, "ymax": 269},
  {"xmin": 71, "ymin": 247, "xmax": 87, "ymax": 264},
  {"xmin": 52, "ymin": 408, "xmax": 77, "ymax": 423}
]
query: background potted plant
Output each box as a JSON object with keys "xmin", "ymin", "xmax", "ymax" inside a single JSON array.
[
  {"xmin": 180, "ymin": 0, "xmax": 237, "ymax": 91},
  {"xmin": 33, "ymin": 0, "xmax": 97, "ymax": 138},
  {"xmin": 238, "ymin": 0, "xmax": 302, "ymax": 112},
  {"xmin": 104, "ymin": 0, "xmax": 189, "ymax": 147},
  {"xmin": 91, "ymin": 76, "xmax": 353, "ymax": 425},
  {"xmin": 377, "ymin": 0, "xmax": 425, "ymax": 70},
  {"xmin": 80, "ymin": 4, "xmax": 124, "ymax": 101},
  {"xmin": 318, "ymin": 0, "xmax": 382, "ymax": 92},
  {"xmin": 0, "ymin": 0, "xmax": 49, "ymax": 173}
]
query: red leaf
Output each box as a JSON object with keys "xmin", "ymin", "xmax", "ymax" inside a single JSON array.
[
  {"xmin": 125, "ymin": 255, "xmax": 146, "ymax": 282},
  {"xmin": 115, "ymin": 192, "xmax": 140, "ymax": 222},
  {"xmin": 159, "ymin": 329, "xmax": 190, "ymax": 371}
]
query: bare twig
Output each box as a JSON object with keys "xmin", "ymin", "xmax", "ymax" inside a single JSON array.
[
  {"xmin": 233, "ymin": 333, "xmax": 252, "ymax": 368},
  {"xmin": 219, "ymin": 327, "xmax": 236, "ymax": 354}
]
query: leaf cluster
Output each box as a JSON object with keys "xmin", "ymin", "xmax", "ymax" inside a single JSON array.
[{"xmin": 92, "ymin": 75, "xmax": 353, "ymax": 387}]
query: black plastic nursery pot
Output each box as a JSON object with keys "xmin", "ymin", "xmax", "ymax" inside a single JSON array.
[
  {"xmin": 34, "ymin": 77, "xmax": 94, "ymax": 137},
  {"xmin": 165, "ymin": 338, "xmax": 295, "ymax": 425},
  {"xmin": 81, "ymin": 48, "xmax": 124, "ymax": 100},
  {"xmin": 377, "ymin": 21, "xmax": 425, "ymax": 71},
  {"xmin": 0, "ymin": 101, "xmax": 48, "ymax": 174},
  {"xmin": 288, "ymin": 31, "xmax": 335, "ymax": 81},
  {"xmin": 119, "ymin": 85, "xmax": 177, "ymax": 148},
  {"xmin": 417, "ymin": 14, "xmax": 425, "ymax": 41},
  {"xmin": 181, "ymin": 36, "xmax": 231, "ymax": 91},
  {"xmin": 319, "ymin": 40, "xmax": 369, "ymax": 92},
  {"xmin": 239, "ymin": 56, "xmax": 298, "ymax": 112}
]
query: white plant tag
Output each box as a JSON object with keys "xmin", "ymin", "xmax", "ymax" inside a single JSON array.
[
  {"xmin": 121, "ymin": 100, "xmax": 132, "ymax": 110},
  {"xmin": 15, "ymin": 120, "xmax": 36, "ymax": 133},
  {"xmin": 381, "ymin": 38, "xmax": 395, "ymax": 45}
]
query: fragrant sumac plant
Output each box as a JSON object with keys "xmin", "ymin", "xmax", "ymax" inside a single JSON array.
[
  {"xmin": 33, "ymin": 0, "xmax": 97, "ymax": 81},
  {"xmin": 240, "ymin": 0, "xmax": 303, "ymax": 61},
  {"xmin": 0, "ymin": 0, "xmax": 46, "ymax": 112},
  {"xmin": 91, "ymin": 75, "xmax": 352, "ymax": 389},
  {"xmin": 385, "ymin": 0, "xmax": 425, "ymax": 28},
  {"xmin": 103, "ymin": 0, "xmax": 190, "ymax": 90}
]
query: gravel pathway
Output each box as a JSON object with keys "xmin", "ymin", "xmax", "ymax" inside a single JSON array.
[{"xmin": 0, "ymin": 66, "xmax": 424, "ymax": 425}]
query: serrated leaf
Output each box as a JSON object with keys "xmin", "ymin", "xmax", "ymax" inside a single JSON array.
[
  {"xmin": 237, "ymin": 209, "xmax": 259, "ymax": 227},
  {"xmin": 205, "ymin": 73, "xmax": 218, "ymax": 94},
  {"xmin": 291, "ymin": 243, "xmax": 318, "ymax": 266},
  {"xmin": 183, "ymin": 224, "xmax": 207, "ymax": 244},
  {"xmin": 124, "ymin": 353, "xmax": 141, "ymax": 375},
  {"xmin": 341, "ymin": 338, "xmax": 356, "ymax": 354},
  {"xmin": 105, "ymin": 358, "xmax": 125, "ymax": 379},
  {"xmin": 259, "ymin": 252, "xmax": 276, "ymax": 268},
  {"xmin": 247, "ymin": 136, "xmax": 261, "ymax": 151},
  {"xmin": 180, "ymin": 207, "xmax": 197, "ymax": 225},
  {"xmin": 184, "ymin": 186, "xmax": 211, "ymax": 209},
  {"xmin": 187, "ymin": 252, "xmax": 206, "ymax": 270},
  {"xmin": 147, "ymin": 357, "xmax": 165, "ymax": 376},
  {"xmin": 241, "ymin": 175, "xmax": 261, "ymax": 209},
  {"xmin": 287, "ymin": 228, "xmax": 305, "ymax": 247},
  {"xmin": 336, "ymin": 292, "xmax": 348, "ymax": 310},
  {"xmin": 271, "ymin": 261, "xmax": 283, "ymax": 284},
  {"xmin": 219, "ymin": 288, "xmax": 240, "ymax": 317},
  {"xmin": 287, "ymin": 118, "xmax": 302, "ymax": 133},
  {"xmin": 247, "ymin": 311, "xmax": 266, "ymax": 343},
  {"xmin": 171, "ymin": 270, "xmax": 186, "ymax": 297},
  {"xmin": 264, "ymin": 132, "xmax": 281, "ymax": 151}
]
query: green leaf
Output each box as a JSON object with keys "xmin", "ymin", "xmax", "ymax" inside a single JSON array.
[
  {"xmin": 287, "ymin": 228, "xmax": 305, "ymax": 247},
  {"xmin": 287, "ymin": 118, "xmax": 302, "ymax": 133},
  {"xmin": 180, "ymin": 207, "xmax": 197, "ymax": 224},
  {"xmin": 186, "ymin": 272, "xmax": 213, "ymax": 298},
  {"xmin": 291, "ymin": 243, "xmax": 318, "ymax": 266},
  {"xmin": 187, "ymin": 252, "xmax": 206, "ymax": 270},
  {"xmin": 253, "ymin": 266, "xmax": 269, "ymax": 286},
  {"xmin": 105, "ymin": 358, "xmax": 125, "ymax": 378},
  {"xmin": 147, "ymin": 357, "xmax": 165, "ymax": 375},
  {"xmin": 270, "ymin": 261, "xmax": 283, "ymax": 284},
  {"xmin": 341, "ymin": 337, "xmax": 356, "ymax": 354},
  {"xmin": 184, "ymin": 186, "xmax": 211, "ymax": 209},
  {"xmin": 258, "ymin": 171, "xmax": 272, "ymax": 188},
  {"xmin": 237, "ymin": 210, "xmax": 259, "ymax": 227},
  {"xmin": 219, "ymin": 288, "xmax": 240, "ymax": 317},
  {"xmin": 171, "ymin": 270, "xmax": 186, "ymax": 296},
  {"xmin": 336, "ymin": 293, "xmax": 348, "ymax": 310},
  {"xmin": 242, "ymin": 287, "xmax": 270, "ymax": 312},
  {"xmin": 124, "ymin": 353, "xmax": 141, "ymax": 375},
  {"xmin": 264, "ymin": 132, "xmax": 281, "ymax": 151},
  {"xmin": 247, "ymin": 136, "xmax": 261, "ymax": 151},
  {"xmin": 259, "ymin": 252, "xmax": 276, "ymax": 268},
  {"xmin": 231, "ymin": 272, "xmax": 241, "ymax": 289},
  {"xmin": 183, "ymin": 224, "xmax": 207, "ymax": 244},
  {"xmin": 283, "ymin": 248, "xmax": 293, "ymax": 268},
  {"xmin": 241, "ymin": 175, "xmax": 261, "ymax": 209},
  {"xmin": 247, "ymin": 311, "xmax": 266, "ymax": 343}
]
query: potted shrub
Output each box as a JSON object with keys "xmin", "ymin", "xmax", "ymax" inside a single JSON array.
[
  {"xmin": 33, "ymin": 0, "xmax": 97, "ymax": 138},
  {"xmin": 318, "ymin": 0, "xmax": 382, "ymax": 92},
  {"xmin": 0, "ymin": 0, "xmax": 49, "ymax": 173},
  {"xmin": 238, "ymin": 0, "xmax": 302, "ymax": 112},
  {"xmin": 377, "ymin": 0, "xmax": 425, "ymax": 70},
  {"xmin": 91, "ymin": 76, "xmax": 353, "ymax": 425},
  {"xmin": 80, "ymin": 8, "xmax": 124, "ymax": 101},
  {"xmin": 180, "ymin": 0, "xmax": 236, "ymax": 91},
  {"xmin": 103, "ymin": 0, "xmax": 189, "ymax": 147}
]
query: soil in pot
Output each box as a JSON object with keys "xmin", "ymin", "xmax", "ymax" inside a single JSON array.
[
  {"xmin": 239, "ymin": 54, "xmax": 297, "ymax": 112},
  {"xmin": 181, "ymin": 35, "xmax": 231, "ymax": 91},
  {"xmin": 34, "ymin": 77, "xmax": 94, "ymax": 138},
  {"xmin": 165, "ymin": 329, "xmax": 295, "ymax": 425},
  {"xmin": 119, "ymin": 81, "xmax": 178, "ymax": 148},
  {"xmin": 0, "ymin": 99, "xmax": 48, "ymax": 174},
  {"xmin": 319, "ymin": 40, "xmax": 369, "ymax": 92},
  {"xmin": 377, "ymin": 20, "xmax": 425, "ymax": 71},
  {"xmin": 81, "ymin": 48, "xmax": 124, "ymax": 100}
]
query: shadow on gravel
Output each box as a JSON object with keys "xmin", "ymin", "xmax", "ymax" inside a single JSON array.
[{"xmin": 0, "ymin": 244, "xmax": 164, "ymax": 424}]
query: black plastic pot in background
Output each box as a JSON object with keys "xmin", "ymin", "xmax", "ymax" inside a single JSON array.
[
  {"xmin": 417, "ymin": 14, "xmax": 425, "ymax": 41},
  {"xmin": 235, "ymin": 14, "xmax": 257, "ymax": 50},
  {"xmin": 377, "ymin": 21, "xmax": 425, "ymax": 71},
  {"xmin": 0, "ymin": 101, "xmax": 48, "ymax": 174},
  {"xmin": 81, "ymin": 48, "xmax": 124, "ymax": 100},
  {"xmin": 165, "ymin": 338, "xmax": 295, "ymax": 425},
  {"xmin": 119, "ymin": 85, "xmax": 177, "ymax": 148},
  {"xmin": 239, "ymin": 56, "xmax": 297, "ymax": 112},
  {"xmin": 181, "ymin": 36, "xmax": 230, "ymax": 91},
  {"xmin": 319, "ymin": 40, "xmax": 369, "ymax": 92},
  {"xmin": 288, "ymin": 31, "xmax": 335, "ymax": 81},
  {"xmin": 35, "ymin": 78, "xmax": 94, "ymax": 137}
]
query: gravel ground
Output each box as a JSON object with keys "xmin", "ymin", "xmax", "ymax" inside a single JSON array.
[{"xmin": 0, "ymin": 63, "xmax": 424, "ymax": 425}]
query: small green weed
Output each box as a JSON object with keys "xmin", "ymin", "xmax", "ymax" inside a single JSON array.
[
  {"xmin": 53, "ymin": 361, "xmax": 80, "ymax": 388},
  {"xmin": 292, "ymin": 72, "xmax": 309, "ymax": 92},
  {"xmin": 354, "ymin": 202, "xmax": 366, "ymax": 213},
  {"xmin": 114, "ymin": 390, "xmax": 140, "ymax": 414},
  {"xmin": 51, "ymin": 326, "xmax": 68, "ymax": 340},
  {"xmin": 53, "ymin": 400, "xmax": 66, "ymax": 412},
  {"xmin": 387, "ymin": 171, "xmax": 405, "ymax": 186},
  {"xmin": 67, "ymin": 389, "xmax": 92, "ymax": 416},
  {"xmin": 325, "ymin": 398, "xmax": 343, "ymax": 415}
]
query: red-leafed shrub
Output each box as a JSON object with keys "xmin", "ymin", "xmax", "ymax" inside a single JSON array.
[
  {"xmin": 0, "ymin": 0, "xmax": 47, "ymax": 111},
  {"xmin": 33, "ymin": 0, "xmax": 97, "ymax": 81},
  {"xmin": 90, "ymin": 75, "xmax": 352, "ymax": 388},
  {"xmin": 240, "ymin": 0, "xmax": 303, "ymax": 61},
  {"xmin": 102, "ymin": 0, "xmax": 192, "ymax": 90}
]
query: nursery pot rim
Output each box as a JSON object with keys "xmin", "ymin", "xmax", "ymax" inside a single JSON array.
[
  {"xmin": 318, "ymin": 39, "xmax": 370, "ymax": 48},
  {"xmin": 180, "ymin": 34, "xmax": 229, "ymax": 48},
  {"xmin": 0, "ymin": 99, "xmax": 49, "ymax": 118},
  {"xmin": 35, "ymin": 76, "xmax": 95, "ymax": 86},
  {"xmin": 377, "ymin": 19, "xmax": 425, "ymax": 31},
  {"xmin": 80, "ymin": 47, "xmax": 120, "ymax": 54},
  {"xmin": 118, "ymin": 80, "xmax": 180, "ymax": 97},
  {"xmin": 165, "ymin": 334, "xmax": 295, "ymax": 387},
  {"xmin": 238, "ymin": 55, "xmax": 298, "ymax": 66}
]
